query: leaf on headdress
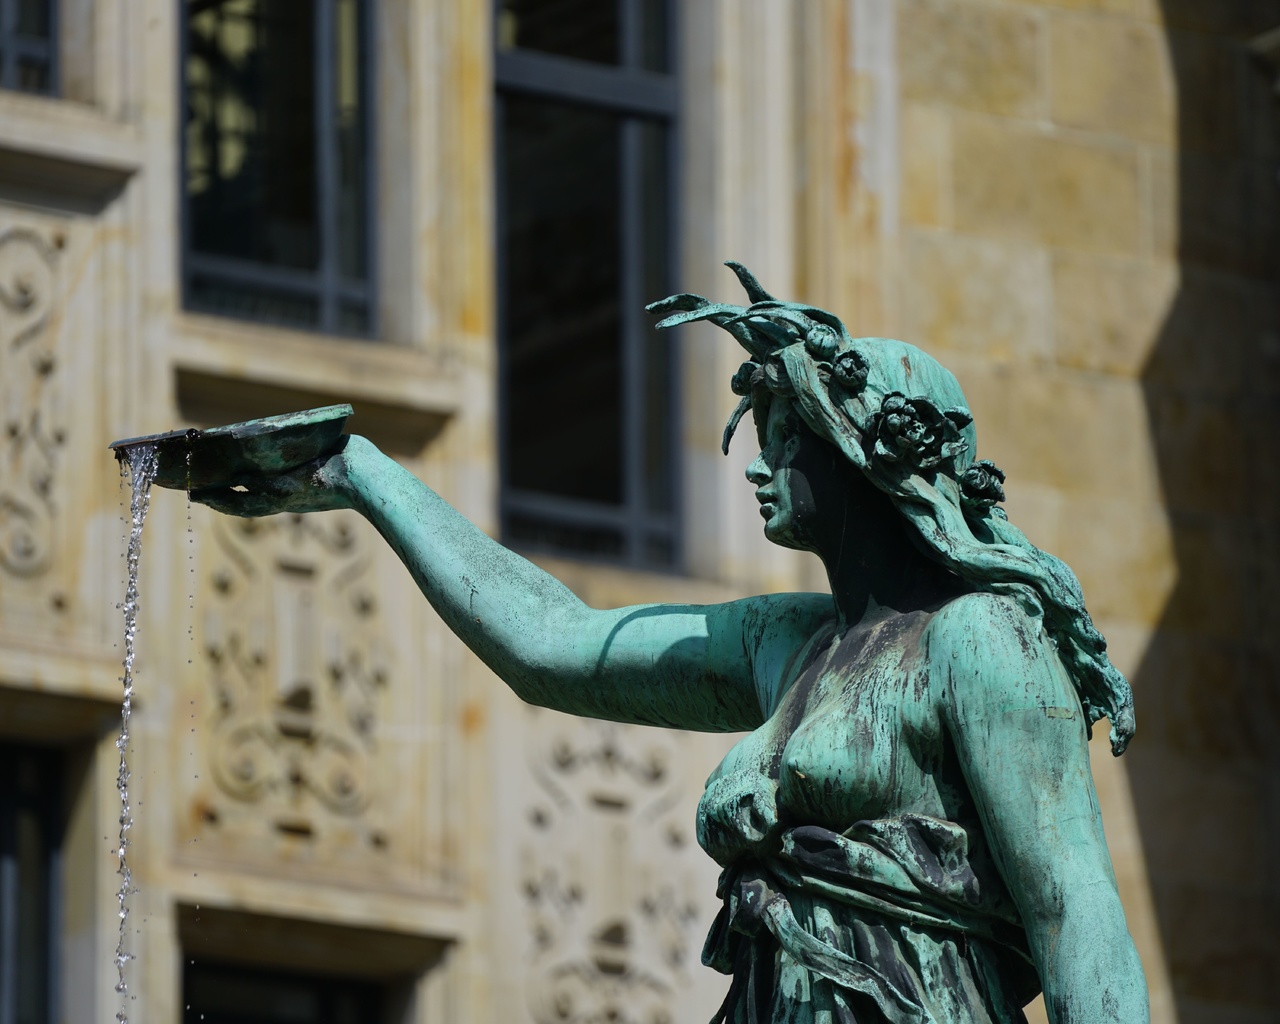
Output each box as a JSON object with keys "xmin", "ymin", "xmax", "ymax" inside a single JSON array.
[
  {"xmin": 724, "ymin": 261, "xmax": 776, "ymax": 304},
  {"xmin": 721, "ymin": 395, "xmax": 752, "ymax": 455},
  {"xmin": 720, "ymin": 313, "xmax": 797, "ymax": 349},
  {"xmin": 779, "ymin": 303, "xmax": 849, "ymax": 335},
  {"xmin": 653, "ymin": 303, "xmax": 745, "ymax": 331},
  {"xmin": 645, "ymin": 292, "xmax": 712, "ymax": 315}
]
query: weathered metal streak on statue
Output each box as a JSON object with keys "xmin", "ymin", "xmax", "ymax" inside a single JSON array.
[{"xmin": 192, "ymin": 265, "xmax": 1148, "ymax": 1024}]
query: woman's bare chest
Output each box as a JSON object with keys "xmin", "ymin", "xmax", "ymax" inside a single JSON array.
[{"xmin": 717, "ymin": 613, "xmax": 957, "ymax": 829}]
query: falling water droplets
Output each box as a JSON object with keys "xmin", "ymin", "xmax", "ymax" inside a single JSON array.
[
  {"xmin": 186, "ymin": 446, "xmax": 195, "ymax": 665},
  {"xmin": 116, "ymin": 443, "xmax": 159, "ymax": 1024}
]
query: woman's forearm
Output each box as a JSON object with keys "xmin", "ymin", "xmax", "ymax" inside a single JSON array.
[
  {"xmin": 339, "ymin": 436, "xmax": 589, "ymax": 698},
  {"xmin": 326, "ymin": 436, "xmax": 763, "ymax": 731},
  {"xmin": 1038, "ymin": 900, "xmax": 1149, "ymax": 1024}
]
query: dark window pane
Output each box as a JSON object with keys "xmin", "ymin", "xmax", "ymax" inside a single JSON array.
[
  {"xmin": 644, "ymin": 532, "xmax": 675, "ymax": 568},
  {"xmin": 16, "ymin": 807, "xmax": 50, "ymax": 1024},
  {"xmin": 640, "ymin": 0, "xmax": 668, "ymax": 73},
  {"xmin": 337, "ymin": 300, "xmax": 370, "ymax": 334},
  {"xmin": 497, "ymin": 0, "xmax": 619, "ymax": 66},
  {"xmin": 16, "ymin": 0, "xmax": 52, "ymax": 39},
  {"xmin": 17, "ymin": 57, "xmax": 50, "ymax": 93},
  {"xmin": 186, "ymin": 0, "xmax": 320, "ymax": 270},
  {"xmin": 639, "ymin": 118, "xmax": 672, "ymax": 515},
  {"xmin": 188, "ymin": 274, "xmax": 321, "ymax": 331},
  {"xmin": 507, "ymin": 513, "xmax": 625, "ymax": 561},
  {"xmin": 502, "ymin": 96, "xmax": 623, "ymax": 504},
  {"xmin": 0, "ymin": 744, "xmax": 61, "ymax": 1024},
  {"xmin": 335, "ymin": 0, "xmax": 368, "ymax": 281},
  {"xmin": 184, "ymin": 961, "xmax": 382, "ymax": 1024}
]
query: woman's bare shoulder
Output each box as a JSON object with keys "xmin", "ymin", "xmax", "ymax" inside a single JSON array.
[
  {"xmin": 738, "ymin": 591, "xmax": 837, "ymax": 639},
  {"xmin": 923, "ymin": 591, "xmax": 1076, "ymax": 716},
  {"xmin": 928, "ymin": 590, "xmax": 1040, "ymax": 638},
  {"xmin": 735, "ymin": 592, "xmax": 837, "ymax": 715}
]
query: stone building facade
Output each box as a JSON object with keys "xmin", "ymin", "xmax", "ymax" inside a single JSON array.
[{"xmin": 0, "ymin": 2, "xmax": 1276, "ymax": 1023}]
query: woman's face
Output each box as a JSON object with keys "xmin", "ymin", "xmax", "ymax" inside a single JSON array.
[{"xmin": 746, "ymin": 396, "xmax": 863, "ymax": 552}]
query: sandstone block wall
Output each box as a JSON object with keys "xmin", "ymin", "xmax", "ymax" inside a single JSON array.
[{"xmin": 880, "ymin": 2, "xmax": 1280, "ymax": 1021}]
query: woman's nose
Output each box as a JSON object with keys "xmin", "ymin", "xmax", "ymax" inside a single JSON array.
[{"xmin": 745, "ymin": 453, "xmax": 771, "ymax": 486}]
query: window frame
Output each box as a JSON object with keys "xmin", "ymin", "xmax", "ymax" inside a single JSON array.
[
  {"xmin": 494, "ymin": 0, "xmax": 682, "ymax": 570},
  {"xmin": 178, "ymin": 0, "xmax": 378, "ymax": 339},
  {"xmin": 0, "ymin": 0, "xmax": 58, "ymax": 95}
]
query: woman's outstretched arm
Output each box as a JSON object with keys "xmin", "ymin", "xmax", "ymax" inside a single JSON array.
[
  {"xmin": 193, "ymin": 435, "xmax": 831, "ymax": 732},
  {"xmin": 930, "ymin": 593, "xmax": 1149, "ymax": 1024}
]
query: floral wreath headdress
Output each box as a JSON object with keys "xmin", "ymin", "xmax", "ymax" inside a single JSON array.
[
  {"xmin": 646, "ymin": 261, "xmax": 1006, "ymax": 513},
  {"xmin": 646, "ymin": 262, "xmax": 1136, "ymax": 756}
]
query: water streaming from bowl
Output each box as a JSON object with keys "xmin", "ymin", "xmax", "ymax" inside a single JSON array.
[{"xmin": 116, "ymin": 443, "xmax": 158, "ymax": 1024}]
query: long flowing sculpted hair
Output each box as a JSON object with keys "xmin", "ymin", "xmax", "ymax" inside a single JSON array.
[{"xmin": 650, "ymin": 262, "xmax": 1135, "ymax": 756}]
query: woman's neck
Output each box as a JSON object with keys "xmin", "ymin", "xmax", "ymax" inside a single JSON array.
[{"xmin": 819, "ymin": 495, "xmax": 961, "ymax": 632}]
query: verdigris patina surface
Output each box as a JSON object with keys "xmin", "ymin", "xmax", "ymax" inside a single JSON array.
[{"xmin": 188, "ymin": 264, "xmax": 1148, "ymax": 1024}]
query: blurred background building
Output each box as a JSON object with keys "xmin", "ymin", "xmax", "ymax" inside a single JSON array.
[{"xmin": 0, "ymin": 1, "xmax": 1277, "ymax": 1022}]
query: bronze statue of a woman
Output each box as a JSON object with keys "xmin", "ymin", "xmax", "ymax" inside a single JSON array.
[{"xmin": 193, "ymin": 264, "xmax": 1148, "ymax": 1024}]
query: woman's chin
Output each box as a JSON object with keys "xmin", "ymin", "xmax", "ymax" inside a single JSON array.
[{"xmin": 762, "ymin": 517, "xmax": 803, "ymax": 550}]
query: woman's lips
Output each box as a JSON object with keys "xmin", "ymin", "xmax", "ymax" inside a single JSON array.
[{"xmin": 756, "ymin": 493, "xmax": 776, "ymax": 519}]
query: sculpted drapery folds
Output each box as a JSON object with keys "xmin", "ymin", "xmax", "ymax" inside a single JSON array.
[{"xmin": 186, "ymin": 263, "xmax": 1148, "ymax": 1024}]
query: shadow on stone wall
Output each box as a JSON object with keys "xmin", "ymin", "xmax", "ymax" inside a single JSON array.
[{"xmin": 1132, "ymin": 4, "xmax": 1280, "ymax": 1020}]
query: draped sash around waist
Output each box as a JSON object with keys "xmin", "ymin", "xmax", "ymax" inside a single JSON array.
[{"xmin": 702, "ymin": 815, "xmax": 1039, "ymax": 1024}]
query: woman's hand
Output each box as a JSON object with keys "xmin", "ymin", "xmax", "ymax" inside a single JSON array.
[
  {"xmin": 697, "ymin": 772, "xmax": 781, "ymax": 862},
  {"xmin": 190, "ymin": 434, "xmax": 374, "ymax": 518}
]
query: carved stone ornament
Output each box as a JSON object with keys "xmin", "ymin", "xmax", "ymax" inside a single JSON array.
[
  {"xmin": 202, "ymin": 512, "xmax": 390, "ymax": 842},
  {"xmin": 520, "ymin": 717, "xmax": 703, "ymax": 1024},
  {"xmin": 0, "ymin": 229, "xmax": 63, "ymax": 577}
]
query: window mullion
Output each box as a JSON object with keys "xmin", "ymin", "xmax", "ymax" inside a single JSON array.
[
  {"xmin": 620, "ymin": 115, "xmax": 645, "ymax": 565},
  {"xmin": 45, "ymin": 754, "xmax": 63, "ymax": 1024},
  {"xmin": 314, "ymin": 0, "xmax": 340, "ymax": 334},
  {"xmin": 359, "ymin": 0, "xmax": 376, "ymax": 336},
  {"xmin": 46, "ymin": 0, "xmax": 57, "ymax": 96},
  {"xmin": 495, "ymin": 92, "xmax": 513, "ymax": 542},
  {"xmin": 620, "ymin": 0, "xmax": 640, "ymax": 69},
  {"xmin": 664, "ymin": 118, "xmax": 681, "ymax": 566},
  {"xmin": 0, "ymin": 0, "xmax": 14, "ymax": 91}
]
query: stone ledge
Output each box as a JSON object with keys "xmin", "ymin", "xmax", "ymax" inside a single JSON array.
[
  {"xmin": 172, "ymin": 314, "xmax": 462, "ymax": 456},
  {"xmin": 0, "ymin": 92, "xmax": 140, "ymax": 209},
  {"xmin": 170, "ymin": 876, "xmax": 470, "ymax": 952},
  {"xmin": 0, "ymin": 640, "xmax": 121, "ymax": 711},
  {"xmin": 0, "ymin": 665, "xmax": 121, "ymax": 740},
  {"xmin": 176, "ymin": 903, "xmax": 453, "ymax": 978}
]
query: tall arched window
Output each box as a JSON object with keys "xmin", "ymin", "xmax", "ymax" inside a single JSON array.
[
  {"xmin": 496, "ymin": 0, "xmax": 679, "ymax": 569},
  {"xmin": 0, "ymin": 0, "xmax": 56, "ymax": 94},
  {"xmin": 181, "ymin": 0, "xmax": 374, "ymax": 337}
]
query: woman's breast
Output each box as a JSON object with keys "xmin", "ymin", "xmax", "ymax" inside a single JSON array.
[
  {"xmin": 698, "ymin": 615, "xmax": 962, "ymax": 863},
  {"xmin": 777, "ymin": 652, "xmax": 944, "ymax": 829}
]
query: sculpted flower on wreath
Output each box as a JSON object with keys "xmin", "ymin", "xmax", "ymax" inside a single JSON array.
[
  {"xmin": 731, "ymin": 361, "xmax": 760, "ymax": 397},
  {"xmin": 803, "ymin": 324, "xmax": 840, "ymax": 362},
  {"xmin": 830, "ymin": 348, "xmax": 869, "ymax": 390},
  {"xmin": 872, "ymin": 393, "xmax": 972, "ymax": 471},
  {"xmin": 960, "ymin": 459, "xmax": 1007, "ymax": 509}
]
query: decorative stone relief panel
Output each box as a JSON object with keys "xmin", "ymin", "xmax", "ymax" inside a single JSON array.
[
  {"xmin": 0, "ymin": 228, "xmax": 63, "ymax": 579},
  {"xmin": 518, "ymin": 712, "xmax": 711, "ymax": 1024},
  {"xmin": 192, "ymin": 511, "xmax": 395, "ymax": 863}
]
